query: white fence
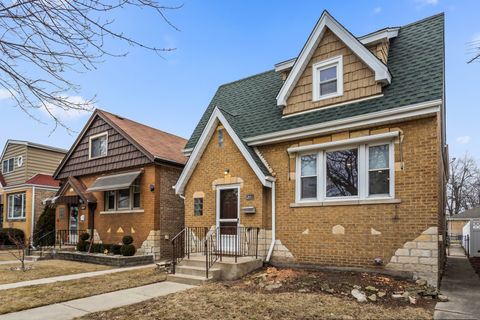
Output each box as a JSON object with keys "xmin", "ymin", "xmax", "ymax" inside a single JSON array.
[{"xmin": 463, "ymin": 219, "xmax": 480, "ymax": 257}]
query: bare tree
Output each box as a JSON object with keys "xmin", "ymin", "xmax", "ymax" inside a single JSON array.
[
  {"xmin": 467, "ymin": 38, "xmax": 480, "ymax": 64},
  {"xmin": 7, "ymin": 231, "xmax": 29, "ymax": 271},
  {"xmin": 0, "ymin": 0, "xmax": 180, "ymax": 132},
  {"xmin": 446, "ymin": 154, "xmax": 480, "ymax": 215}
]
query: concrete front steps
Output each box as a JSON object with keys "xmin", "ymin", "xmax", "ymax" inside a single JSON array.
[{"xmin": 167, "ymin": 255, "xmax": 263, "ymax": 286}]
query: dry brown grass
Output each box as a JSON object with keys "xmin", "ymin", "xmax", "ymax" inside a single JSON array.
[
  {"xmin": 79, "ymin": 283, "xmax": 433, "ymax": 320},
  {"xmin": 0, "ymin": 251, "xmax": 18, "ymax": 261},
  {"xmin": 0, "ymin": 267, "xmax": 165, "ymax": 314},
  {"xmin": 0, "ymin": 260, "xmax": 112, "ymax": 284}
]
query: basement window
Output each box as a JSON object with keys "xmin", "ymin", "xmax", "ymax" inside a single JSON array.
[{"xmin": 312, "ymin": 55, "xmax": 343, "ymax": 101}]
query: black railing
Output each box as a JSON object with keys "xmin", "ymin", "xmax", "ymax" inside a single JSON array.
[
  {"xmin": 171, "ymin": 227, "xmax": 208, "ymax": 274},
  {"xmin": 464, "ymin": 234, "xmax": 470, "ymax": 257},
  {"xmin": 171, "ymin": 226, "xmax": 260, "ymax": 278},
  {"xmin": 56, "ymin": 229, "xmax": 86, "ymax": 248}
]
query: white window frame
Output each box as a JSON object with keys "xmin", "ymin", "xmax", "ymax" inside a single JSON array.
[
  {"xmin": 2, "ymin": 158, "xmax": 14, "ymax": 174},
  {"xmin": 312, "ymin": 55, "xmax": 344, "ymax": 102},
  {"xmin": 7, "ymin": 193, "xmax": 26, "ymax": 220},
  {"xmin": 295, "ymin": 141, "xmax": 394, "ymax": 204},
  {"xmin": 104, "ymin": 178, "xmax": 142, "ymax": 212},
  {"xmin": 88, "ymin": 132, "xmax": 108, "ymax": 160}
]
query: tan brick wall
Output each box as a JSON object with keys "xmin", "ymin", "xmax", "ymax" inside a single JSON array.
[
  {"xmin": 55, "ymin": 163, "xmax": 184, "ymax": 260},
  {"xmin": 256, "ymin": 116, "xmax": 442, "ymax": 282},
  {"xmin": 284, "ymin": 28, "xmax": 382, "ymax": 115},
  {"xmin": 184, "ymin": 125, "xmax": 269, "ymax": 230}
]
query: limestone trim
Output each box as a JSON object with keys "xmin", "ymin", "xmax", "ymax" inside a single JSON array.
[{"xmin": 138, "ymin": 230, "xmax": 161, "ymax": 260}]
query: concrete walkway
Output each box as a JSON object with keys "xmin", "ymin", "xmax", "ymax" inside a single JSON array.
[
  {"xmin": 0, "ymin": 264, "xmax": 155, "ymax": 291},
  {"xmin": 0, "ymin": 281, "xmax": 195, "ymax": 320},
  {"xmin": 434, "ymin": 254, "xmax": 480, "ymax": 319}
]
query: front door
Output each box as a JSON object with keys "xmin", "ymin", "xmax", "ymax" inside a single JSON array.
[
  {"xmin": 69, "ymin": 205, "xmax": 79, "ymax": 244},
  {"xmin": 217, "ymin": 187, "xmax": 239, "ymax": 253}
]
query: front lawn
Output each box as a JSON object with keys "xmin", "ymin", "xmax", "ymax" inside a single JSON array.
[
  {"xmin": 80, "ymin": 267, "xmax": 436, "ymax": 320},
  {"xmin": 0, "ymin": 251, "xmax": 19, "ymax": 261},
  {"xmin": 0, "ymin": 260, "xmax": 111, "ymax": 284},
  {"xmin": 0, "ymin": 266, "xmax": 165, "ymax": 314}
]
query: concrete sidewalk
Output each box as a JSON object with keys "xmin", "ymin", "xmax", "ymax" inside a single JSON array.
[
  {"xmin": 434, "ymin": 256, "xmax": 480, "ymax": 319},
  {"xmin": 0, "ymin": 281, "xmax": 195, "ymax": 320},
  {"xmin": 0, "ymin": 264, "xmax": 155, "ymax": 291}
]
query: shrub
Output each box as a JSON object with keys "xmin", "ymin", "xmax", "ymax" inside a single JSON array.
[
  {"xmin": 122, "ymin": 235, "xmax": 133, "ymax": 245},
  {"xmin": 32, "ymin": 206, "xmax": 56, "ymax": 246},
  {"xmin": 76, "ymin": 241, "xmax": 89, "ymax": 252},
  {"xmin": 92, "ymin": 243, "xmax": 104, "ymax": 253},
  {"xmin": 121, "ymin": 244, "xmax": 136, "ymax": 256},
  {"xmin": 103, "ymin": 244, "xmax": 112, "ymax": 254},
  {"xmin": 80, "ymin": 233, "xmax": 90, "ymax": 241},
  {"xmin": 0, "ymin": 228, "xmax": 25, "ymax": 245},
  {"xmin": 111, "ymin": 244, "xmax": 122, "ymax": 255}
]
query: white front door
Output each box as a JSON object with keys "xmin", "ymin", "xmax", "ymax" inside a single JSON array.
[{"xmin": 216, "ymin": 186, "xmax": 240, "ymax": 253}]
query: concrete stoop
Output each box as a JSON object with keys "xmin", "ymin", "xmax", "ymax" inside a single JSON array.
[{"xmin": 167, "ymin": 255, "xmax": 263, "ymax": 286}]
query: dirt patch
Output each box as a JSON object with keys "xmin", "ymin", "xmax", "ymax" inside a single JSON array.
[
  {"xmin": 233, "ymin": 267, "xmax": 438, "ymax": 308},
  {"xmin": 470, "ymin": 257, "xmax": 480, "ymax": 278}
]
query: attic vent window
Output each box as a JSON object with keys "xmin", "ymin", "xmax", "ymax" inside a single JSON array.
[
  {"xmin": 89, "ymin": 132, "xmax": 108, "ymax": 159},
  {"xmin": 312, "ymin": 55, "xmax": 343, "ymax": 102}
]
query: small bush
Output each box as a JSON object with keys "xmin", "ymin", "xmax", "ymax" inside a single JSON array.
[
  {"xmin": 0, "ymin": 228, "xmax": 25, "ymax": 245},
  {"xmin": 32, "ymin": 206, "xmax": 56, "ymax": 246},
  {"xmin": 76, "ymin": 240, "xmax": 89, "ymax": 252},
  {"xmin": 122, "ymin": 235, "xmax": 133, "ymax": 245},
  {"xmin": 111, "ymin": 244, "xmax": 122, "ymax": 255},
  {"xmin": 103, "ymin": 244, "xmax": 112, "ymax": 253},
  {"xmin": 92, "ymin": 243, "xmax": 104, "ymax": 253},
  {"xmin": 80, "ymin": 233, "xmax": 90, "ymax": 241},
  {"xmin": 121, "ymin": 244, "xmax": 136, "ymax": 256}
]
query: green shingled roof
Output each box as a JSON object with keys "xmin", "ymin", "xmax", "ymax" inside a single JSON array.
[{"xmin": 186, "ymin": 13, "xmax": 444, "ymax": 164}]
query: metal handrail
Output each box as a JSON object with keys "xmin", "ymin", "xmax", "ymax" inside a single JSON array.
[
  {"xmin": 171, "ymin": 227, "xmax": 208, "ymax": 274},
  {"xmin": 55, "ymin": 229, "xmax": 86, "ymax": 248}
]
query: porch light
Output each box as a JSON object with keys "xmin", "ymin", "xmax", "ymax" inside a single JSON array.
[{"xmin": 224, "ymin": 168, "xmax": 230, "ymax": 175}]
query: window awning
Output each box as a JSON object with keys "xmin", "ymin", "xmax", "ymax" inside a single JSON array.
[{"xmin": 86, "ymin": 171, "xmax": 141, "ymax": 192}]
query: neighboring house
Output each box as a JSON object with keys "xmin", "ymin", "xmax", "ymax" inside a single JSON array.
[
  {"xmin": 0, "ymin": 173, "xmax": 5, "ymax": 228},
  {"xmin": 0, "ymin": 140, "xmax": 67, "ymax": 240},
  {"xmin": 447, "ymin": 207, "xmax": 480, "ymax": 238},
  {"xmin": 52, "ymin": 109, "xmax": 187, "ymax": 260},
  {"xmin": 175, "ymin": 12, "xmax": 446, "ymax": 286}
]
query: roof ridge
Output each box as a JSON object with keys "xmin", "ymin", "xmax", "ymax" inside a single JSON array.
[
  {"xmin": 400, "ymin": 12, "xmax": 444, "ymax": 29},
  {"xmin": 97, "ymin": 109, "xmax": 187, "ymax": 141},
  {"xmin": 218, "ymin": 69, "xmax": 275, "ymax": 88}
]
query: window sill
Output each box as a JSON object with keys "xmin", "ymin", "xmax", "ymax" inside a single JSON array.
[
  {"xmin": 100, "ymin": 209, "xmax": 144, "ymax": 215},
  {"xmin": 6, "ymin": 218, "xmax": 26, "ymax": 222},
  {"xmin": 290, "ymin": 198, "xmax": 401, "ymax": 208}
]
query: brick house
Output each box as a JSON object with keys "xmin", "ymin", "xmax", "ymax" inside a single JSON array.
[
  {"xmin": 52, "ymin": 109, "xmax": 187, "ymax": 260},
  {"xmin": 174, "ymin": 12, "xmax": 447, "ymax": 286},
  {"xmin": 0, "ymin": 140, "xmax": 67, "ymax": 240}
]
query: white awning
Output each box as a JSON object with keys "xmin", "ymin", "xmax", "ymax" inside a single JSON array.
[{"xmin": 86, "ymin": 171, "xmax": 141, "ymax": 192}]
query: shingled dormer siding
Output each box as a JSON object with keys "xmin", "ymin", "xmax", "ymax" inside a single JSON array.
[
  {"xmin": 284, "ymin": 28, "xmax": 383, "ymax": 116},
  {"xmin": 56, "ymin": 115, "xmax": 151, "ymax": 179}
]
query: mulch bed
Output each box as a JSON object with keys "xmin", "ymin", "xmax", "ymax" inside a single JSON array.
[
  {"xmin": 227, "ymin": 266, "xmax": 438, "ymax": 309},
  {"xmin": 469, "ymin": 257, "xmax": 480, "ymax": 278}
]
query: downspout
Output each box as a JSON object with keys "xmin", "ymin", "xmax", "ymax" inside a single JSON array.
[
  {"xmin": 266, "ymin": 179, "xmax": 276, "ymax": 262},
  {"xmin": 31, "ymin": 186, "xmax": 36, "ymax": 246}
]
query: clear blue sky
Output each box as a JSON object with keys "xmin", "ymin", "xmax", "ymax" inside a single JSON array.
[{"xmin": 0, "ymin": 0, "xmax": 478, "ymax": 161}]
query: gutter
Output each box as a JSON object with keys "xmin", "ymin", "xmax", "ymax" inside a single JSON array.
[
  {"xmin": 31, "ymin": 186, "xmax": 35, "ymax": 245},
  {"xmin": 266, "ymin": 179, "xmax": 276, "ymax": 262}
]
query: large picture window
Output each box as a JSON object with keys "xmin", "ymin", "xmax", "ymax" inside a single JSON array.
[
  {"xmin": 104, "ymin": 178, "xmax": 141, "ymax": 211},
  {"xmin": 8, "ymin": 193, "xmax": 26, "ymax": 219},
  {"xmin": 296, "ymin": 142, "xmax": 394, "ymax": 203}
]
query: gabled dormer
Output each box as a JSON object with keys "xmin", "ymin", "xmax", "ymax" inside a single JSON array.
[{"xmin": 276, "ymin": 11, "xmax": 397, "ymax": 116}]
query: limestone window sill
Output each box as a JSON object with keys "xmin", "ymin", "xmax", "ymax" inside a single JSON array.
[
  {"xmin": 100, "ymin": 209, "xmax": 145, "ymax": 215},
  {"xmin": 6, "ymin": 218, "xmax": 26, "ymax": 222},
  {"xmin": 290, "ymin": 198, "xmax": 401, "ymax": 208}
]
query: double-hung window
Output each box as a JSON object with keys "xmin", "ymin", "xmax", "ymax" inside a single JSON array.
[
  {"xmin": 295, "ymin": 141, "xmax": 394, "ymax": 203},
  {"xmin": 8, "ymin": 193, "xmax": 26, "ymax": 219},
  {"xmin": 312, "ymin": 55, "xmax": 343, "ymax": 101},
  {"xmin": 2, "ymin": 158, "xmax": 14, "ymax": 174},
  {"xmin": 89, "ymin": 132, "xmax": 108, "ymax": 159}
]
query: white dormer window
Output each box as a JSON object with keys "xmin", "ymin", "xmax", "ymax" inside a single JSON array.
[
  {"xmin": 312, "ymin": 55, "xmax": 343, "ymax": 101},
  {"xmin": 89, "ymin": 132, "xmax": 108, "ymax": 159}
]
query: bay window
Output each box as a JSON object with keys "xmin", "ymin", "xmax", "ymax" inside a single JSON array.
[{"xmin": 296, "ymin": 141, "xmax": 394, "ymax": 203}]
